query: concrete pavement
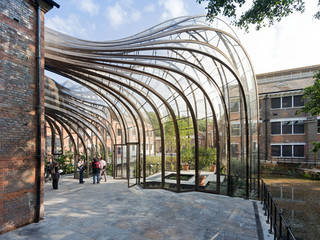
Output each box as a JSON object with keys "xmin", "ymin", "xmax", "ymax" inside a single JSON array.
[{"xmin": 0, "ymin": 175, "xmax": 272, "ymax": 240}]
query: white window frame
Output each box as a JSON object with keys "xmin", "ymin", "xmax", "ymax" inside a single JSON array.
[
  {"xmin": 231, "ymin": 122, "xmax": 241, "ymax": 136},
  {"xmin": 271, "ymin": 143, "xmax": 305, "ymax": 158},
  {"xmin": 271, "ymin": 95, "xmax": 304, "ymax": 109},
  {"xmin": 270, "ymin": 117, "xmax": 306, "ymax": 135}
]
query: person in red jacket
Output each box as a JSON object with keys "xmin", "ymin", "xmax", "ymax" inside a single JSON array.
[{"xmin": 91, "ymin": 157, "xmax": 100, "ymax": 184}]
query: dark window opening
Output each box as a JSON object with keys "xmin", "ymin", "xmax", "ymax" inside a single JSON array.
[
  {"xmin": 282, "ymin": 96, "xmax": 292, "ymax": 108},
  {"xmin": 271, "ymin": 145, "xmax": 281, "ymax": 157},
  {"xmin": 117, "ymin": 129, "xmax": 121, "ymax": 136},
  {"xmin": 293, "ymin": 95, "xmax": 304, "ymax": 107},
  {"xmin": 231, "ymin": 124, "xmax": 240, "ymax": 136},
  {"xmin": 294, "ymin": 145, "xmax": 304, "ymax": 157},
  {"xmin": 230, "ymin": 101, "xmax": 240, "ymax": 112},
  {"xmin": 293, "ymin": 121, "xmax": 304, "ymax": 134},
  {"xmin": 231, "ymin": 143, "xmax": 239, "ymax": 158},
  {"xmin": 318, "ymin": 120, "xmax": 320, "ymax": 133},
  {"xmin": 271, "ymin": 98, "xmax": 281, "ymax": 109},
  {"xmin": 271, "ymin": 122, "xmax": 281, "ymax": 134},
  {"xmin": 282, "ymin": 145, "xmax": 292, "ymax": 157},
  {"xmin": 282, "ymin": 121, "xmax": 292, "ymax": 134}
]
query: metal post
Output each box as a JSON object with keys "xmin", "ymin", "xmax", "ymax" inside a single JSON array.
[{"xmin": 269, "ymin": 198, "xmax": 273, "ymax": 234}]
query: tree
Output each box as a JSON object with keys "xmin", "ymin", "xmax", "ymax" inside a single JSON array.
[
  {"xmin": 197, "ymin": 0, "xmax": 320, "ymax": 30},
  {"xmin": 300, "ymin": 71, "xmax": 320, "ymax": 152}
]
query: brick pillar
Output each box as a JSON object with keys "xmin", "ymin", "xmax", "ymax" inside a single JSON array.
[
  {"xmin": 305, "ymin": 116, "xmax": 317, "ymax": 163},
  {"xmin": 0, "ymin": 0, "xmax": 56, "ymax": 233}
]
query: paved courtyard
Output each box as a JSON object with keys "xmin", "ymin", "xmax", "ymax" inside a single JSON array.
[{"xmin": 0, "ymin": 175, "xmax": 272, "ymax": 240}]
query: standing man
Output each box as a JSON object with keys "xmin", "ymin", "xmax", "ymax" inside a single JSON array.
[
  {"xmin": 91, "ymin": 157, "xmax": 100, "ymax": 184},
  {"xmin": 99, "ymin": 157, "xmax": 107, "ymax": 182},
  {"xmin": 51, "ymin": 160, "xmax": 60, "ymax": 190},
  {"xmin": 77, "ymin": 159, "xmax": 86, "ymax": 184}
]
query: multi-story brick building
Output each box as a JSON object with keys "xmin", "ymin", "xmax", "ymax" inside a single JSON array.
[
  {"xmin": 0, "ymin": 0, "xmax": 58, "ymax": 233},
  {"xmin": 257, "ymin": 65, "xmax": 320, "ymax": 164}
]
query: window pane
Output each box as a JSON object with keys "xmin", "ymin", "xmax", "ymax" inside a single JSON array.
[
  {"xmin": 282, "ymin": 96, "xmax": 292, "ymax": 108},
  {"xmin": 231, "ymin": 143, "xmax": 239, "ymax": 158},
  {"xmin": 271, "ymin": 98, "xmax": 281, "ymax": 109},
  {"xmin": 294, "ymin": 145, "xmax": 304, "ymax": 157},
  {"xmin": 318, "ymin": 120, "xmax": 320, "ymax": 133},
  {"xmin": 282, "ymin": 145, "xmax": 292, "ymax": 157},
  {"xmin": 271, "ymin": 122, "xmax": 281, "ymax": 134},
  {"xmin": 282, "ymin": 121, "xmax": 292, "ymax": 134},
  {"xmin": 231, "ymin": 124, "xmax": 240, "ymax": 136},
  {"xmin": 118, "ymin": 129, "xmax": 121, "ymax": 136},
  {"xmin": 230, "ymin": 101, "xmax": 240, "ymax": 112},
  {"xmin": 293, "ymin": 95, "xmax": 304, "ymax": 107},
  {"xmin": 293, "ymin": 121, "xmax": 304, "ymax": 134},
  {"xmin": 271, "ymin": 145, "xmax": 281, "ymax": 156}
]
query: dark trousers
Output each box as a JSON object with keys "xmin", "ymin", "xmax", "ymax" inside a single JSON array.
[
  {"xmin": 52, "ymin": 173, "xmax": 60, "ymax": 189},
  {"xmin": 79, "ymin": 169, "xmax": 84, "ymax": 183}
]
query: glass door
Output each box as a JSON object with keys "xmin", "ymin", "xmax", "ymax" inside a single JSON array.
[{"xmin": 127, "ymin": 143, "xmax": 139, "ymax": 187}]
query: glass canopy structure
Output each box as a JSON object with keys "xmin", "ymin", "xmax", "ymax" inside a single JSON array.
[{"xmin": 44, "ymin": 16, "xmax": 259, "ymax": 198}]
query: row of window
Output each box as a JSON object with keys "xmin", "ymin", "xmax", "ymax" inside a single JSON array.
[
  {"xmin": 271, "ymin": 95, "xmax": 304, "ymax": 109},
  {"xmin": 271, "ymin": 120, "xmax": 304, "ymax": 135},
  {"xmin": 271, "ymin": 144, "xmax": 304, "ymax": 158}
]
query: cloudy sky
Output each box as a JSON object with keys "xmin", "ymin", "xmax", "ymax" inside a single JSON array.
[{"xmin": 45, "ymin": 0, "xmax": 320, "ymax": 74}]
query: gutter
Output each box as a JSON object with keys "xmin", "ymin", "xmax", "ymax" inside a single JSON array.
[{"xmin": 34, "ymin": 0, "xmax": 59, "ymax": 223}]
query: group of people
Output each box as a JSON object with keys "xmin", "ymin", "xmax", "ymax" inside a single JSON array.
[
  {"xmin": 45, "ymin": 156, "xmax": 108, "ymax": 190},
  {"xmin": 77, "ymin": 157, "xmax": 108, "ymax": 184}
]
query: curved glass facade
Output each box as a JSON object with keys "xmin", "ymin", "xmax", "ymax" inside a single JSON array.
[{"xmin": 44, "ymin": 16, "xmax": 259, "ymax": 197}]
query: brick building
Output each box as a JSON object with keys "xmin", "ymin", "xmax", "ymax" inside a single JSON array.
[
  {"xmin": 257, "ymin": 65, "xmax": 320, "ymax": 164},
  {"xmin": 0, "ymin": 0, "xmax": 58, "ymax": 233}
]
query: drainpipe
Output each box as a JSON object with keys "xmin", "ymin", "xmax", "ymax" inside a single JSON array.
[
  {"xmin": 34, "ymin": 0, "xmax": 42, "ymax": 223},
  {"xmin": 264, "ymin": 95, "xmax": 269, "ymax": 162}
]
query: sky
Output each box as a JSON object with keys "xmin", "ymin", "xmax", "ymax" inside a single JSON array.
[{"xmin": 45, "ymin": 0, "xmax": 320, "ymax": 74}]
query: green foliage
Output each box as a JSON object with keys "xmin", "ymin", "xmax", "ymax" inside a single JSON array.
[
  {"xmin": 199, "ymin": 147, "xmax": 216, "ymax": 170},
  {"xmin": 300, "ymin": 71, "xmax": 320, "ymax": 152},
  {"xmin": 301, "ymin": 71, "xmax": 320, "ymax": 115},
  {"xmin": 56, "ymin": 151, "xmax": 74, "ymax": 174},
  {"xmin": 107, "ymin": 162, "xmax": 113, "ymax": 176},
  {"xmin": 181, "ymin": 146, "xmax": 217, "ymax": 170},
  {"xmin": 196, "ymin": 0, "xmax": 319, "ymax": 31}
]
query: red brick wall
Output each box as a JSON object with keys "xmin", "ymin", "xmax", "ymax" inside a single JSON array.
[{"xmin": 0, "ymin": 0, "xmax": 46, "ymax": 233}]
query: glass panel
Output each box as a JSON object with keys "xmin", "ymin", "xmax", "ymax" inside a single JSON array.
[
  {"xmin": 294, "ymin": 145, "xmax": 304, "ymax": 157},
  {"xmin": 293, "ymin": 121, "xmax": 304, "ymax": 134},
  {"xmin": 115, "ymin": 145, "xmax": 127, "ymax": 178},
  {"xmin": 282, "ymin": 145, "xmax": 292, "ymax": 157},
  {"xmin": 282, "ymin": 96, "xmax": 292, "ymax": 108},
  {"xmin": 128, "ymin": 143, "xmax": 138, "ymax": 186},
  {"xmin": 293, "ymin": 95, "xmax": 304, "ymax": 107},
  {"xmin": 317, "ymin": 120, "xmax": 320, "ymax": 133},
  {"xmin": 282, "ymin": 121, "xmax": 292, "ymax": 134},
  {"xmin": 271, "ymin": 122, "xmax": 281, "ymax": 134},
  {"xmin": 231, "ymin": 143, "xmax": 239, "ymax": 158},
  {"xmin": 271, "ymin": 98, "xmax": 281, "ymax": 109},
  {"xmin": 271, "ymin": 145, "xmax": 281, "ymax": 157},
  {"xmin": 164, "ymin": 119, "xmax": 177, "ymax": 191},
  {"xmin": 230, "ymin": 101, "xmax": 240, "ymax": 112},
  {"xmin": 231, "ymin": 123, "xmax": 240, "ymax": 136}
]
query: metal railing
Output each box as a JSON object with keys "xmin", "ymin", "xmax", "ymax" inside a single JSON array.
[{"xmin": 260, "ymin": 179, "xmax": 296, "ymax": 240}]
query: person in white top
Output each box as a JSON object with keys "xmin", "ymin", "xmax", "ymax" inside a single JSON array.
[{"xmin": 99, "ymin": 157, "xmax": 107, "ymax": 182}]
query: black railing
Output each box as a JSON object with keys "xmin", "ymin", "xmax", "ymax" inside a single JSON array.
[{"xmin": 260, "ymin": 179, "xmax": 296, "ymax": 240}]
